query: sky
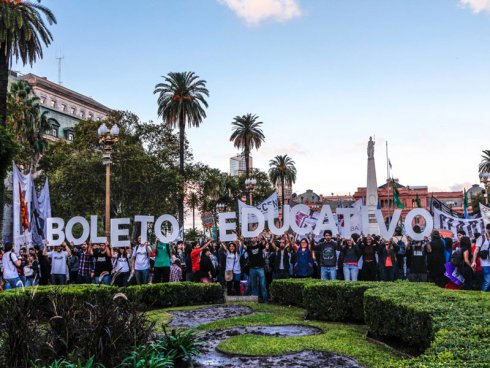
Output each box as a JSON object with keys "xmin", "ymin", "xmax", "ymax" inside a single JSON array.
[{"xmin": 13, "ymin": 0, "xmax": 490, "ymax": 196}]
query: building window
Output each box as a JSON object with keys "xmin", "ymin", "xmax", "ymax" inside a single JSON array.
[
  {"xmin": 71, "ymin": 107, "xmax": 76, "ymax": 115},
  {"xmin": 97, "ymin": 117, "xmax": 102, "ymax": 121},
  {"xmin": 67, "ymin": 133, "xmax": 74, "ymax": 141},
  {"xmin": 80, "ymin": 111, "xmax": 85, "ymax": 118},
  {"xmin": 40, "ymin": 97, "xmax": 46, "ymax": 104},
  {"xmin": 50, "ymin": 100, "xmax": 56, "ymax": 108},
  {"xmin": 61, "ymin": 104, "xmax": 67, "ymax": 112},
  {"xmin": 47, "ymin": 119, "xmax": 59, "ymax": 137},
  {"xmin": 88, "ymin": 113, "xmax": 93, "ymax": 119}
]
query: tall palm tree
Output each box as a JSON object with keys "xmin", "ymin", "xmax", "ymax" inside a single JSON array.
[
  {"xmin": 154, "ymin": 72, "xmax": 209, "ymax": 229},
  {"xmin": 0, "ymin": 0, "xmax": 56, "ymax": 238},
  {"xmin": 0, "ymin": 0, "xmax": 56, "ymax": 126},
  {"xmin": 230, "ymin": 113, "xmax": 265, "ymax": 177},
  {"xmin": 479, "ymin": 150, "xmax": 490, "ymax": 174},
  {"xmin": 268, "ymin": 154, "xmax": 297, "ymax": 217}
]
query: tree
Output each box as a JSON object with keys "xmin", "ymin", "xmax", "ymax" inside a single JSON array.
[
  {"xmin": 7, "ymin": 80, "xmax": 51, "ymax": 174},
  {"xmin": 268, "ymin": 154, "xmax": 297, "ymax": 217},
  {"xmin": 479, "ymin": 150, "xmax": 490, "ymax": 175},
  {"xmin": 0, "ymin": 0, "xmax": 56, "ymax": 237},
  {"xmin": 186, "ymin": 192, "xmax": 199, "ymax": 230},
  {"xmin": 154, "ymin": 72, "xmax": 209, "ymax": 230},
  {"xmin": 229, "ymin": 113, "xmax": 265, "ymax": 177}
]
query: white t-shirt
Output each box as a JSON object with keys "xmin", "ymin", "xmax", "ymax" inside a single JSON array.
[
  {"xmin": 225, "ymin": 252, "xmax": 241, "ymax": 274},
  {"xmin": 476, "ymin": 233, "xmax": 490, "ymax": 267},
  {"xmin": 132, "ymin": 246, "xmax": 150, "ymax": 271},
  {"xmin": 2, "ymin": 251, "xmax": 19, "ymax": 279},
  {"xmin": 114, "ymin": 255, "xmax": 131, "ymax": 273},
  {"xmin": 48, "ymin": 251, "xmax": 68, "ymax": 275}
]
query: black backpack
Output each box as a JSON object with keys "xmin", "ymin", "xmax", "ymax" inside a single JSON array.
[{"xmin": 478, "ymin": 235, "xmax": 489, "ymax": 260}]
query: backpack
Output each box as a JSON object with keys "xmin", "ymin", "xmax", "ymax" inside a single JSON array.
[
  {"xmin": 396, "ymin": 238, "xmax": 406, "ymax": 256},
  {"xmin": 450, "ymin": 248, "xmax": 464, "ymax": 268},
  {"xmin": 478, "ymin": 234, "xmax": 489, "ymax": 260}
]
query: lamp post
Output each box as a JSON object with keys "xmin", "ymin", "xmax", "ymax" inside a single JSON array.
[
  {"xmin": 480, "ymin": 172, "xmax": 490, "ymax": 205},
  {"xmin": 245, "ymin": 178, "xmax": 257, "ymax": 206},
  {"xmin": 98, "ymin": 123, "xmax": 119, "ymax": 242}
]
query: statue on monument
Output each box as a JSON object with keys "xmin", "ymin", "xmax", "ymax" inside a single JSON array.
[{"xmin": 367, "ymin": 136, "xmax": 374, "ymax": 159}]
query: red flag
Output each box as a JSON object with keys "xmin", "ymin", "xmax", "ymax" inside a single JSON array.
[{"xmin": 19, "ymin": 183, "xmax": 29, "ymax": 232}]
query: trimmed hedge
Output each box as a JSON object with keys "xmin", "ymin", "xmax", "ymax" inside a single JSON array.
[
  {"xmin": 364, "ymin": 285, "xmax": 490, "ymax": 366},
  {"xmin": 270, "ymin": 279, "xmax": 490, "ymax": 367},
  {"xmin": 0, "ymin": 282, "xmax": 222, "ymax": 315},
  {"xmin": 303, "ymin": 281, "xmax": 385, "ymax": 322},
  {"xmin": 270, "ymin": 278, "xmax": 320, "ymax": 306}
]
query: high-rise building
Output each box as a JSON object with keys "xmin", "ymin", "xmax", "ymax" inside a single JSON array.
[
  {"xmin": 276, "ymin": 180, "xmax": 293, "ymax": 205},
  {"xmin": 230, "ymin": 154, "xmax": 252, "ymax": 176}
]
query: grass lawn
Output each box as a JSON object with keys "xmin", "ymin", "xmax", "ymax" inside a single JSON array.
[{"xmin": 148, "ymin": 302, "xmax": 406, "ymax": 368}]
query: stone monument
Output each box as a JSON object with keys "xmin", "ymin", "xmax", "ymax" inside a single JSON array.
[{"xmin": 366, "ymin": 137, "xmax": 380, "ymax": 235}]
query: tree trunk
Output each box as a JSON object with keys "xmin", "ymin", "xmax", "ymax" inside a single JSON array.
[
  {"xmin": 244, "ymin": 143, "xmax": 250, "ymax": 178},
  {"xmin": 0, "ymin": 50, "xmax": 9, "ymax": 240},
  {"xmin": 178, "ymin": 114, "xmax": 185, "ymax": 231},
  {"xmin": 281, "ymin": 176, "xmax": 285, "ymax": 219}
]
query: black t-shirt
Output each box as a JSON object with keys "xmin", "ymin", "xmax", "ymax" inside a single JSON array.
[
  {"xmin": 246, "ymin": 243, "xmax": 265, "ymax": 268},
  {"xmin": 408, "ymin": 242, "xmax": 427, "ymax": 274},
  {"xmin": 318, "ymin": 240, "xmax": 339, "ymax": 267},
  {"xmin": 93, "ymin": 249, "xmax": 112, "ymax": 276}
]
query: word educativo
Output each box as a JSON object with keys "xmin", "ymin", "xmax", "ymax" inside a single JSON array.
[{"xmin": 47, "ymin": 205, "xmax": 434, "ymax": 247}]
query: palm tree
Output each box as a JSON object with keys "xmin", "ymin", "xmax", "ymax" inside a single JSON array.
[
  {"xmin": 268, "ymin": 154, "xmax": 297, "ymax": 217},
  {"xmin": 0, "ymin": 0, "xmax": 56, "ymax": 238},
  {"xmin": 479, "ymin": 150, "xmax": 490, "ymax": 174},
  {"xmin": 230, "ymin": 113, "xmax": 265, "ymax": 177},
  {"xmin": 187, "ymin": 192, "xmax": 199, "ymax": 230},
  {"xmin": 154, "ymin": 72, "xmax": 209, "ymax": 229},
  {"xmin": 0, "ymin": 0, "xmax": 56, "ymax": 126}
]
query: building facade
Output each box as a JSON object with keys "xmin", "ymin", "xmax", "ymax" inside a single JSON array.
[{"xmin": 9, "ymin": 71, "xmax": 112, "ymax": 142}]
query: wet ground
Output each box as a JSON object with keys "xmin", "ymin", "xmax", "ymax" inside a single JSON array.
[{"xmin": 167, "ymin": 305, "xmax": 363, "ymax": 368}]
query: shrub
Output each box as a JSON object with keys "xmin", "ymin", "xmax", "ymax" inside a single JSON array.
[
  {"xmin": 269, "ymin": 278, "xmax": 319, "ymax": 306},
  {"xmin": 303, "ymin": 281, "xmax": 384, "ymax": 322}
]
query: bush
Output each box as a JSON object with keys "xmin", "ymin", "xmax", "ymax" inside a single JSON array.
[
  {"xmin": 269, "ymin": 278, "xmax": 319, "ymax": 306},
  {"xmin": 303, "ymin": 281, "xmax": 384, "ymax": 322},
  {"xmin": 364, "ymin": 284, "xmax": 490, "ymax": 366}
]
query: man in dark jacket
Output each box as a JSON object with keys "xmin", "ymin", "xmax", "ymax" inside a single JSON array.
[
  {"xmin": 317, "ymin": 230, "xmax": 341, "ymax": 280},
  {"xmin": 271, "ymin": 238, "xmax": 291, "ymax": 279}
]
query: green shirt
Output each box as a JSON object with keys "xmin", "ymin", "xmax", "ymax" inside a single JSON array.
[{"xmin": 154, "ymin": 242, "xmax": 171, "ymax": 268}]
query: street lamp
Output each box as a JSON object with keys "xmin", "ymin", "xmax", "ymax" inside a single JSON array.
[
  {"xmin": 98, "ymin": 123, "xmax": 119, "ymax": 242},
  {"xmin": 245, "ymin": 178, "xmax": 257, "ymax": 205},
  {"xmin": 480, "ymin": 172, "xmax": 490, "ymax": 205}
]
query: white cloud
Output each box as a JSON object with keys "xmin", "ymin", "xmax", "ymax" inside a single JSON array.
[
  {"xmin": 460, "ymin": 0, "xmax": 490, "ymax": 14},
  {"xmin": 219, "ymin": 0, "xmax": 302, "ymax": 25}
]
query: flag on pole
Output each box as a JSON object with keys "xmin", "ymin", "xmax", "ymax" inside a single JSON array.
[
  {"xmin": 389, "ymin": 160, "xmax": 392, "ymax": 170},
  {"xmin": 392, "ymin": 180, "xmax": 404, "ymax": 209},
  {"xmin": 415, "ymin": 194, "xmax": 421, "ymax": 208},
  {"xmin": 464, "ymin": 188, "xmax": 469, "ymax": 219}
]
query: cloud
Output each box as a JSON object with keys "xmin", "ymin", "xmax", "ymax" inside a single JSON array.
[
  {"xmin": 460, "ymin": 0, "xmax": 490, "ymax": 14},
  {"xmin": 219, "ymin": 0, "xmax": 302, "ymax": 25}
]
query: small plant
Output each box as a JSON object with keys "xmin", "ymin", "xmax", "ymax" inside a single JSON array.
[
  {"xmin": 159, "ymin": 328, "xmax": 200, "ymax": 367},
  {"xmin": 33, "ymin": 356, "xmax": 104, "ymax": 368}
]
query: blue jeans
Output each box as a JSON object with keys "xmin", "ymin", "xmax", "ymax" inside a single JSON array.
[
  {"xmin": 4, "ymin": 277, "xmax": 23, "ymax": 289},
  {"xmin": 77, "ymin": 274, "xmax": 92, "ymax": 284},
  {"xmin": 249, "ymin": 267, "xmax": 268, "ymax": 302},
  {"xmin": 25, "ymin": 277, "xmax": 38, "ymax": 287},
  {"xmin": 95, "ymin": 275, "xmax": 111, "ymax": 285},
  {"xmin": 321, "ymin": 267, "xmax": 337, "ymax": 280},
  {"xmin": 482, "ymin": 266, "xmax": 490, "ymax": 292},
  {"xmin": 343, "ymin": 264, "xmax": 359, "ymax": 281},
  {"xmin": 135, "ymin": 269, "xmax": 150, "ymax": 285}
]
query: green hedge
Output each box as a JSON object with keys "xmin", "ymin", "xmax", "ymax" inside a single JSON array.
[
  {"xmin": 303, "ymin": 281, "xmax": 384, "ymax": 322},
  {"xmin": 269, "ymin": 278, "xmax": 320, "ymax": 306},
  {"xmin": 364, "ymin": 285, "xmax": 490, "ymax": 366},
  {"xmin": 0, "ymin": 282, "xmax": 222, "ymax": 315},
  {"xmin": 271, "ymin": 279, "xmax": 490, "ymax": 367}
]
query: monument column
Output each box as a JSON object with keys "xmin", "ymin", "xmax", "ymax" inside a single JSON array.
[{"xmin": 366, "ymin": 137, "xmax": 380, "ymax": 235}]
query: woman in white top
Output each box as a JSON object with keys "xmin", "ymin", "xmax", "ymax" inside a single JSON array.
[
  {"xmin": 131, "ymin": 242, "xmax": 152, "ymax": 285},
  {"xmin": 113, "ymin": 247, "xmax": 131, "ymax": 287},
  {"xmin": 221, "ymin": 242, "xmax": 241, "ymax": 296}
]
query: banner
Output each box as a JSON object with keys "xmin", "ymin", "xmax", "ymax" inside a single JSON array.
[
  {"xmin": 38, "ymin": 177, "xmax": 52, "ymax": 239},
  {"xmin": 13, "ymin": 164, "xmax": 34, "ymax": 251},
  {"xmin": 238, "ymin": 192, "xmax": 279, "ymax": 223},
  {"xmin": 480, "ymin": 203, "xmax": 490, "ymax": 228},
  {"xmin": 433, "ymin": 208, "xmax": 484, "ymax": 238}
]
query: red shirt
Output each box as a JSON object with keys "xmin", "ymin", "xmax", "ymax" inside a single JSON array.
[{"xmin": 191, "ymin": 248, "xmax": 201, "ymax": 272}]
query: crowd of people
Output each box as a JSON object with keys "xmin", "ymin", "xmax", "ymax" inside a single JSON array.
[{"xmin": 1, "ymin": 224, "xmax": 489, "ymax": 301}]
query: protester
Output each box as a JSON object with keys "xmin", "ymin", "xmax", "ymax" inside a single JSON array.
[
  {"xmin": 199, "ymin": 247, "xmax": 215, "ymax": 283},
  {"xmin": 169, "ymin": 257, "xmax": 183, "ymax": 282},
  {"xmin": 153, "ymin": 238, "xmax": 172, "ymax": 283},
  {"xmin": 427, "ymin": 230, "xmax": 447, "ymax": 287},
  {"xmin": 24, "ymin": 251, "xmax": 40, "ymax": 286},
  {"xmin": 69, "ymin": 242, "xmax": 80, "ymax": 284},
  {"xmin": 242, "ymin": 237, "xmax": 268, "ymax": 302},
  {"xmin": 359, "ymin": 235, "xmax": 378, "ymax": 281},
  {"xmin": 392, "ymin": 228, "xmax": 408, "ymax": 280},
  {"xmin": 77, "ymin": 242, "xmax": 93, "ymax": 284},
  {"xmin": 91, "ymin": 242, "xmax": 112, "ymax": 285},
  {"xmin": 270, "ymin": 237, "xmax": 291, "ymax": 279},
  {"xmin": 43, "ymin": 241, "xmax": 72, "ymax": 285},
  {"xmin": 378, "ymin": 238, "xmax": 398, "ymax": 281},
  {"xmin": 406, "ymin": 237, "xmax": 430, "ymax": 282},
  {"xmin": 293, "ymin": 238, "xmax": 315, "ymax": 278},
  {"xmin": 458, "ymin": 235, "xmax": 473, "ymax": 290},
  {"xmin": 191, "ymin": 241, "xmax": 205, "ymax": 282},
  {"xmin": 472, "ymin": 224, "xmax": 490, "ymax": 292},
  {"xmin": 340, "ymin": 237, "xmax": 361, "ymax": 281},
  {"xmin": 221, "ymin": 242, "xmax": 241, "ymax": 295},
  {"xmin": 131, "ymin": 241, "xmax": 152, "ymax": 285},
  {"xmin": 2, "ymin": 242, "xmax": 23, "ymax": 289},
  {"xmin": 470, "ymin": 233, "xmax": 483, "ymax": 290},
  {"xmin": 113, "ymin": 247, "xmax": 131, "ymax": 287},
  {"xmin": 317, "ymin": 230, "xmax": 341, "ymax": 280}
]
